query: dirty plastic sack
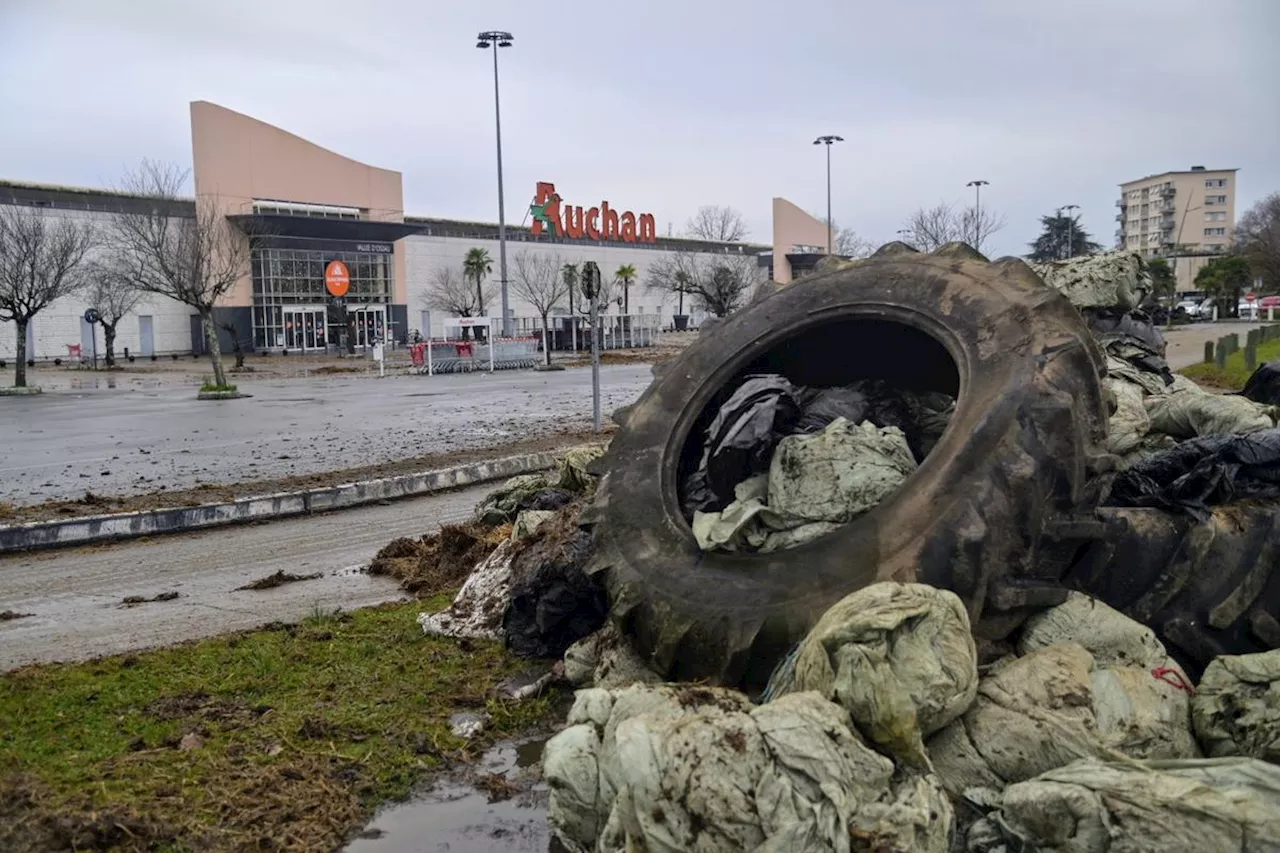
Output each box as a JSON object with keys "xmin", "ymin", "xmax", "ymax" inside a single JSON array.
[
  {"xmin": 1018, "ymin": 592, "xmax": 1173, "ymax": 670},
  {"xmin": 473, "ymin": 473, "xmax": 555, "ymax": 525},
  {"xmin": 544, "ymin": 684, "xmax": 954, "ymax": 853},
  {"xmin": 417, "ymin": 540, "xmax": 515, "ymax": 640},
  {"xmin": 1106, "ymin": 428, "xmax": 1280, "ymax": 518},
  {"xmin": 794, "ymin": 385, "xmax": 869, "ymax": 434},
  {"xmin": 1192, "ymin": 650, "xmax": 1280, "ymax": 761},
  {"xmin": 702, "ymin": 374, "xmax": 800, "ymax": 506},
  {"xmin": 766, "ymin": 582, "xmax": 977, "ymax": 765},
  {"xmin": 927, "ymin": 642, "xmax": 1200, "ymax": 801},
  {"xmin": 556, "ymin": 444, "xmax": 606, "ymax": 493},
  {"xmin": 503, "ymin": 505, "xmax": 606, "ymax": 658},
  {"xmin": 691, "ymin": 420, "xmax": 917, "ymax": 553},
  {"xmin": 1145, "ymin": 390, "xmax": 1274, "ymax": 439},
  {"xmin": 1103, "ymin": 377, "xmax": 1153, "ymax": 458},
  {"xmin": 1029, "ymin": 251, "xmax": 1151, "ymax": 311},
  {"xmin": 1242, "ymin": 362, "xmax": 1280, "ymax": 405},
  {"xmin": 563, "ymin": 623, "xmax": 663, "ymax": 690},
  {"xmin": 856, "ymin": 382, "xmax": 955, "ymax": 462},
  {"xmin": 972, "ymin": 757, "xmax": 1280, "ymax": 853}
]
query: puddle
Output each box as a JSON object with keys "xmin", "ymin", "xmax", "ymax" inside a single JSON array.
[{"xmin": 343, "ymin": 735, "xmax": 565, "ymax": 853}]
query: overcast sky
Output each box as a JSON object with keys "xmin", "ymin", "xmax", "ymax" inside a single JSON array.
[{"xmin": 1, "ymin": 0, "xmax": 1276, "ymax": 257}]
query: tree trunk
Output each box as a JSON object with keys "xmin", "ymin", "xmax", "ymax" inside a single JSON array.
[
  {"xmin": 624, "ymin": 281, "xmax": 630, "ymax": 315},
  {"xmin": 201, "ymin": 310, "xmax": 228, "ymax": 388},
  {"xmin": 14, "ymin": 318, "xmax": 28, "ymax": 388},
  {"xmin": 678, "ymin": 288, "xmax": 684, "ymax": 316},
  {"xmin": 475, "ymin": 277, "xmax": 485, "ymax": 316},
  {"xmin": 103, "ymin": 323, "xmax": 117, "ymax": 368},
  {"xmin": 541, "ymin": 314, "xmax": 552, "ymax": 366}
]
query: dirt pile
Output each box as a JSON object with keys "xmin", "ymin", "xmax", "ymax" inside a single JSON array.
[{"xmin": 370, "ymin": 522, "xmax": 511, "ymax": 596}]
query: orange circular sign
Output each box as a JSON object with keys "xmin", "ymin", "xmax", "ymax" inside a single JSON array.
[{"xmin": 325, "ymin": 260, "xmax": 350, "ymax": 297}]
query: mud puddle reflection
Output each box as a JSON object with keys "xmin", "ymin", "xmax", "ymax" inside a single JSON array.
[{"xmin": 343, "ymin": 735, "xmax": 566, "ymax": 853}]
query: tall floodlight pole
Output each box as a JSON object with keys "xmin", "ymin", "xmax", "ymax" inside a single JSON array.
[
  {"xmin": 1062, "ymin": 204, "xmax": 1079, "ymax": 259},
  {"xmin": 813, "ymin": 135, "xmax": 844, "ymax": 255},
  {"xmin": 966, "ymin": 180, "xmax": 989, "ymax": 249},
  {"xmin": 478, "ymin": 30, "xmax": 514, "ymax": 336}
]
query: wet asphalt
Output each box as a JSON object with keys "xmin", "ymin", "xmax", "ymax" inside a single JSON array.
[{"xmin": 0, "ymin": 365, "xmax": 654, "ymax": 507}]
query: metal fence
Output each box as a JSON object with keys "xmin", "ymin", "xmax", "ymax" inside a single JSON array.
[
  {"xmin": 511, "ymin": 314, "xmax": 662, "ymax": 352},
  {"xmin": 408, "ymin": 337, "xmax": 540, "ymax": 374}
]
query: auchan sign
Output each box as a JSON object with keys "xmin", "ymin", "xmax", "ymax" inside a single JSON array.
[{"xmin": 529, "ymin": 181, "xmax": 656, "ymax": 244}]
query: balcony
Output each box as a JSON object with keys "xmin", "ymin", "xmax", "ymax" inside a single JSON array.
[
  {"xmin": 1160, "ymin": 186, "xmax": 1176, "ymax": 198},
  {"xmin": 1115, "ymin": 199, "xmax": 1126, "ymax": 208}
]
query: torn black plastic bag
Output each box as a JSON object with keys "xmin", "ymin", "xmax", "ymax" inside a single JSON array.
[
  {"xmin": 1243, "ymin": 363, "xmax": 1280, "ymax": 405},
  {"xmin": 503, "ymin": 505, "xmax": 607, "ymax": 658},
  {"xmin": 793, "ymin": 385, "xmax": 869, "ymax": 433},
  {"xmin": 1106, "ymin": 429, "xmax": 1280, "ymax": 519},
  {"xmin": 696, "ymin": 374, "xmax": 800, "ymax": 509},
  {"xmin": 1087, "ymin": 309, "xmax": 1174, "ymax": 386},
  {"xmin": 859, "ymin": 382, "xmax": 955, "ymax": 462}
]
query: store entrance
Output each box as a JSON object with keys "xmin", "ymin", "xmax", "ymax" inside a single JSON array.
[
  {"xmin": 283, "ymin": 307, "xmax": 327, "ymax": 351},
  {"xmin": 350, "ymin": 306, "xmax": 386, "ymax": 349}
]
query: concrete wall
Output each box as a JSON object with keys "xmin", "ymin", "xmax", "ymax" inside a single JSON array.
[
  {"xmin": 771, "ymin": 198, "xmax": 831, "ymax": 284},
  {"xmin": 0, "ymin": 207, "xmax": 193, "ymax": 361},
  {"xmin": 404, "ymin": 233, "xmax": 754, "ymax": 336},
  {"xmin": 189, "ymin": 101, "xmax": 408, "ymax": 307}
]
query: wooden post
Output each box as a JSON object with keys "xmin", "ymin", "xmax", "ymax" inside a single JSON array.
[
  {"xmin": 1216, "ymin": 341, "xmax": 1228, "ymax": 369},
  {"xmin": 1204, "ymin": 341, "xmax": 1216, "ymax": 364},
  {"xmin": 1246, "ymin": 343, "xmax": 1258, "ymax": 371}
]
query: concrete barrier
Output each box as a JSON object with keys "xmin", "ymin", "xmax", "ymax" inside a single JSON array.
[{"xmin": 0, "ymin": 451, "xmax": 558, "ymax": 554}]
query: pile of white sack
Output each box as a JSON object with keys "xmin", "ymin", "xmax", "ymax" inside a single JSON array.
[{"xmin": 543, "ymin": 583, "xmax": 1280, "ymax": 852}]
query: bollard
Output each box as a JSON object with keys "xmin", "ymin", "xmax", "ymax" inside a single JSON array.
[
  {"xmin": 1247, "ymin": 343, "xmax": 1258, "ymax": 371},
  {"xmin": 1216, "ymin": 341, "xmax": 1228, "ymax": 370},
  {"xmin": 1229, "ymin": 334, "xmax": 1240, "ymax": 355},
  {"xmin": 1205, "ymin": 341, "xmax": 1216, "ymax": 364}
]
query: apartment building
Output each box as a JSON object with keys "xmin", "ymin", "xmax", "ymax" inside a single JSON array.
[{"xmin": 1115, "ymin": 165, "xmax": 1237, "ymax": 291}]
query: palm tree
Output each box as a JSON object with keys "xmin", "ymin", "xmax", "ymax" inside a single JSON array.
[
  {"xmin": 462, "ymin": 248, "xmax": 493, "ymax": 317},
  {"xmin": 562, "ymin": 262, "xmax": 580, "ymax": 316},
  {"xmin": 615, "ymin": 264, "xmax": 637, "ymax": 315}
]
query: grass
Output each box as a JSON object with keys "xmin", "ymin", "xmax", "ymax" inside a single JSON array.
[
  {"xmin": 0, "ymin": 597, "xmax": 559, "ymax": 852},
  {"xmin": 197, "ymin": 381, "xmax": 238, "ymax": 394},
  {"xmin": 1180, "ymin": 336, "xmax": 1280, "ymax": 390}
]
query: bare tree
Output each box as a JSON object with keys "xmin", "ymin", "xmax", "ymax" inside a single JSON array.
[
  {"xmin": 834, "ymin": 225, "xmax": 877, "ymax": 258},
  {"xmin": 112, "ymin": 160, "xmax": 249, "ymax": 390},
  {"xmin": 0, "ymin": 206, "xmax": 96, "ymax": 387},
  {"xmin": 898, "ymin": 202, "xmax": 965, "ymax": 252},
  {"xmin": 959, "ymin": 206, "xmax": 1007, "ymax": 254},
  {"xmin": 684, "ymin": 206, "xmax": 749, "ymax": 242},
  {"xmin": 1236, "ymin": 192, "xmax": 1280, "ymax": 292},
  {"xmin": 511, "ymin": 251, "xmax": 567, "ymax": 365},
  {"xmin": 648, "ymin": 252, "xmax": 762, "ymax": 318},
  {"xmin": 421, "ymin": 265, "xmax": 492, "ymax": 340},
  {"xmin": 85, "ymin": 256, "xmax": 143, "ymax": 367},
  {"xmin": 899, "ymin": 201, "xmax": 1005, "ymax": 254}
]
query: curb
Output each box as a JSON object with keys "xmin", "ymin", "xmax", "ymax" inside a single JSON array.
[{"xmin": 0, "ymin": 451, "xmax": 557, "ymax": 554}]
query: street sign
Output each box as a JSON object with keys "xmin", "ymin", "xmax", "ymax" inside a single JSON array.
[
  {"xmin": 83, "ymin": 308, "xmax": 101, "ymax": 324},
  {"xmin": 1247, "ymin": 292, "xmax": 1258, "ymax": 303},
  {"xmin": 325, "ymin": 260, "xmax": 351, "ymax": 297}
]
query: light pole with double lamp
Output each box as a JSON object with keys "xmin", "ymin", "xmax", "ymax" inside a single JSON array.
[
  {"xmin": 477, "ymin": 30, "xmax": 514, "ymax": 337},
  {"xmin": 813, "ymin": 135, "xmax": 843, "ymax": 255},
  {"xmin": 966, "ymin": 179, "xmax": 988, "ymax": 249}
]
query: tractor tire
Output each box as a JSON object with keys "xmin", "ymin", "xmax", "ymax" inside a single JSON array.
[
  {"xmin": 583, "ymin": 242, "xmax": 1113, "ymax": 690},
  {"xmin": 1068, "ymin": 505, "xmax": 1280, "ymax": 679}
]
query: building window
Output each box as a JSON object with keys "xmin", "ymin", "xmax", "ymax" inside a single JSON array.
[
  {"xmin": 1205, "ymin": 211, "xmax": 1227, "ymax": 222},
  {"xmin": 1205, "ymin": 194, "xmax": 1227, "ymax": 204},
  {"xmin": 1204, "ymin": 179, "xmax": 1228, "ymax": 188},
  {"xmin": 250, "ymin": 247, "xmax": 393, "ymax": 349},
  {"xmin": 1204, "ymin": 227, "xmax": 1226, "ymax": 237}
]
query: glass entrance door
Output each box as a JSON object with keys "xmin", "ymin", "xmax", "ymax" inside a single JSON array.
[
  {"xmin": 350, "ymin": 306, "xmax": 386, "ymax": 349},
  {"xmin": 283, "ymin": 308, "xmax": 327, "ymax": 351}
]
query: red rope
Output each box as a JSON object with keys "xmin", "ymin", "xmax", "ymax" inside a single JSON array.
[{"xmin": 1152, "ymin": 666, "xmax": 1195, "ymax": 695}]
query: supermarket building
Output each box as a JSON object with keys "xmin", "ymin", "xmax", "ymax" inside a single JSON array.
[{"xmin": 0, "ymin": 101, "xmax": 767, "ymax": 360}]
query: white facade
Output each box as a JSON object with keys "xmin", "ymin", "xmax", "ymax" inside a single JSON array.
[
  {"xmin": 0, "ymin": 207, "xmax": 193, "ymax": 361},
  {"xmin": 403, "ymin": 231, "xmax": 759, "ymax": 338}
]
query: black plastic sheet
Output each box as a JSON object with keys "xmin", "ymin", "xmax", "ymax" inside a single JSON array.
[
  {"xmin": 1242, "ymin": 363, "xmax": 1280, "ymax": 405},
  {"xmin": 794, "ymin": 386, "xmax": 869, "ymax": 434},
  {"xmin": 1087, "ymin": 309, "xmax": 1174, "ymax": 386},
  {"xmin": 1106, "ymin": 429, "xmax": 1280, "ymax": 519},
  {"xmin": 701, "ymin": 375, "xmax": 800, "ymax": 507},
  {"xmin": 503, "ymin": 512, "xmax": 606, "ymax": 658}
]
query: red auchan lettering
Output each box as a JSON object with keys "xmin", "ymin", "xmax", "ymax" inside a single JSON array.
[{"xmin": 528, "ymin": 182, "xmax": 656, "ymax": 244}]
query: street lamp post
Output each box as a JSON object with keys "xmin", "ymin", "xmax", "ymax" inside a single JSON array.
[
  {"xmin": 813, "ymin": 135, "xmax": 843, "ymax": 255},
  {"xmin": 477, "ymin": 30, "xmax": 514, "ymax": 337},
  {"xmin": 1062, "ymin": 204, "xmax": 1079, "ymax": 259},
  {"xmin": 966, "ymin": 180, "xmax": 989, "ymax": 249}
]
